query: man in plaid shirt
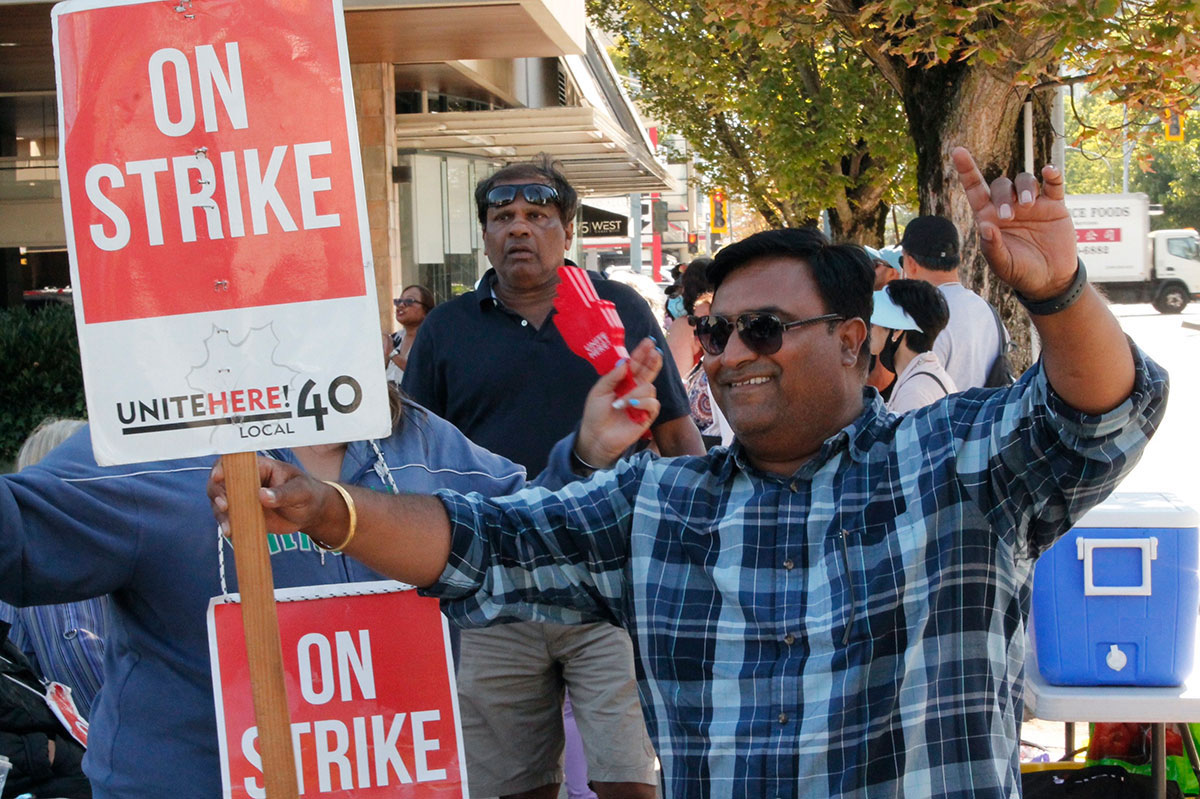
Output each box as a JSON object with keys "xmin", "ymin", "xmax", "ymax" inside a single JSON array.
[{"xmin": 214, "ymin": 148, "xmax": 1169, "ymax": 798}]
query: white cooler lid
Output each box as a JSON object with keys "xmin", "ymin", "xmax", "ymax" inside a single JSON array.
[{"xmin": 1073, "ymin": 492, "xmax": 1200, "ymax": 528}]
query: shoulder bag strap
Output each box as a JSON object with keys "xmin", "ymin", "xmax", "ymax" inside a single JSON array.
[
  {"xmin": 915, "ymin": 370, "xmax": 948, "ymax": 394},
  {"xmin": 987, "ymin": 302, "xmax": 1006, "ymax": 360}
]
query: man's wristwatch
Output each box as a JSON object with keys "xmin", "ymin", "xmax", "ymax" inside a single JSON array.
[{"xmin": 1015, "ymin": 258, "xmax": 1088, "ymax": 316}]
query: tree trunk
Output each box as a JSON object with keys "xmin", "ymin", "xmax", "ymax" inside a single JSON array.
[
  {"xmin": 900, "ymin": 63, "xmax": 1042, "ymax": 373},
  {"xmin": 827, "ymin": 200, "xmax": 889, "ymax": 246}
]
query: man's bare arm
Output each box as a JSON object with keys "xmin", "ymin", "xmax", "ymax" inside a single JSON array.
[
  {"xmin": 209, "ymin": 337, "xmax": 666, "ymax": 581},
  {"xmin": 210, "ymin": 464, "xmax": 454, "ymax": 587}
]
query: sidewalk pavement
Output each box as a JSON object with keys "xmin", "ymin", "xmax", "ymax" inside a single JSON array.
[{"xmin": 1022, "ymin": 718, "xmax": 1089, "ymax": 764}]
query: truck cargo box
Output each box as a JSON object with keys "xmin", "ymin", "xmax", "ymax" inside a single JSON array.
[{"xmin": 1066, "ymin": 193, "xmax": 1151, "ymax": 284}]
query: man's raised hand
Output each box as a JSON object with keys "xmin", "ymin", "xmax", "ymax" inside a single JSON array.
[
  {"xmin": 952, "ymin": 146, "xmax": 1078, "ymax": 301},
  {"xmin": 575, "ymin": 337, "xmax": 662, "ymax": 469}
]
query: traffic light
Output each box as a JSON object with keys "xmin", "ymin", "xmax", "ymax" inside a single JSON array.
[
  {"xmin": 687, "ymin": 233, "xmax": 699, "ymax": 254},
  {"xmin": 709, "ymin": 192, "xmax": 728, "ymax": 234},
  {"xmin": 651, "ymin": 200, "xmax": 669, "ymax": 234},
  {"xmin": 1165, "ymin": 109, "xmax": 1185, "ymax": 142}
]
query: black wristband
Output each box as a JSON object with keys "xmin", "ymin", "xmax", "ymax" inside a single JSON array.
[{"xmin": 1015, "ymin": 258, "xmax": 1088, "ymax": 316}]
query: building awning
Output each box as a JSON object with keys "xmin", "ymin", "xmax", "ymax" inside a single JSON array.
[
  {"xmin": 343, "ymin": 0, "xmax": 585, "ymax": 63},
  {"xmin": 394, "ymin": 106, "xmax": 676, "ymax": 194},
  {"xmin": 0, "ymin": 0, "xmax": 586, "ymax": 92}
]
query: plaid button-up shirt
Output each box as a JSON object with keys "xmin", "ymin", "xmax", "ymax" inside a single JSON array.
[{"xmin": 427, "ymin": 346, "xmax": 1168, "ymax": 799}]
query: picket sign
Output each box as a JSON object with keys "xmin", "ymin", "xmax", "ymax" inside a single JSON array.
[
  {"xmin": 52, "ymin": 0, "xmax": 389, "ymax": 466},
  {"xmin": 209, "ymin": 583, "xmax": 468, "ymax": 799},
  {"xmin": 52, "ymin": 0, "xmax": 391, "ymax": 794}
]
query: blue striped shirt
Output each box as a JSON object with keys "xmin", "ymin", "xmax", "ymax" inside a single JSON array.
[
  {"xmin": 426, "ymin": 346, "xmax": 1168, "ymax": 799},
  {"xmin": 0, "ymin": 598, "xmax": 107, "ymax": 717}
]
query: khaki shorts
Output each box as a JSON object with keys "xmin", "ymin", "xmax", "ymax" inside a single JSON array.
[{"xmin": 456, "ymin": 620, "xmax": 657, "ymax": 797}]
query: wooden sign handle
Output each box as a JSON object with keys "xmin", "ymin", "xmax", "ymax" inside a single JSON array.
[{"xmin": 222, "ymin": 451, "xmax": 299, "ymax": 799}]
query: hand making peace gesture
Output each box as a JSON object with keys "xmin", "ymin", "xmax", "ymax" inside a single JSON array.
[{"xmin": 951, "ymin": 146, "xmax": 1079, "ymax": 302}]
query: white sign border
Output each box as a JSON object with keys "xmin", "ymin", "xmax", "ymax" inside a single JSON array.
[
  {"xmin": 52, "ymin": 0, "xmax": 389, "ymax": 465},
  {"xmin": 206, "ymin": 580, "xmax": 470, "ymax": 799}
]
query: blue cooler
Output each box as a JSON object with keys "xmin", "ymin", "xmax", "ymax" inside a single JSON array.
[{"xmin": 1032, "ymin": 492, "xmax": 1200, "ymax": 686}]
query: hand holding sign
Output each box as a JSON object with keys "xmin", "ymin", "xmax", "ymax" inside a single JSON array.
[{"xmin": 553, "ymin": 266, "xmax": 650, "ymax": 428}]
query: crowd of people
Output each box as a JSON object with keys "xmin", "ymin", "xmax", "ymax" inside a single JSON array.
[{"xmin": 2, "ymin": 144, "xmax": 1169, "ymax": 799}]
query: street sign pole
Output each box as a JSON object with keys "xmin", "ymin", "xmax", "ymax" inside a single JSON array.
[{"xmin": 630, "ymin": 192, "xmax": 643, "ymax": 273}]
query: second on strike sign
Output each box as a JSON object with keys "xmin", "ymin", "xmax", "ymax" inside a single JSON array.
[
  {"xmin": 209, "ymin": 584, "xmax": 468, "ymax": 799},
  {"xmin": 53, "ymin": 0, "xmax": 390, "ymax": 464}
]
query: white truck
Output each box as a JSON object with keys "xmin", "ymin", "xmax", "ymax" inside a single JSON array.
[{"xmin": 1066, "ymin": 193, "xmax": 1200, "ymax": 314}]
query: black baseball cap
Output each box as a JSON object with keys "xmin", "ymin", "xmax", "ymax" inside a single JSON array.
[{"xmin": 901, "ymin": 216, "xmax": 959, "ymax": 263}]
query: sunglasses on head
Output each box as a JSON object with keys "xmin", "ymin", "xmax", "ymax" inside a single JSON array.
[
  {"xmin": 693, "ymin": 311, "xmax": 844, "ymax": 356},
  {"xmin": 393, "ymin": 298, "xmax": 426, "ymax": 308},
  {"xmin": 485, "ymin": 183, "xmax": 560, "ymax": 209}
]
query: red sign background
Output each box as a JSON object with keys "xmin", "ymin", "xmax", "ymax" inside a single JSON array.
[
  {"xmin": 57, "ymin": 0, "xmax": 366, "ymax": 323},
  {"xmin": 210, "ymin": 589, "xmax": 465, "ymax": 799},
  {"xmin": 1076, "ymin": 227, "xmax": 1122, "ymax": 243}
]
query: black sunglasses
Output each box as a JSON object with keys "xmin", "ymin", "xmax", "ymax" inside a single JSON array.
[
  {"xmin": 482, "ymin": 182, "xmax": 561, "ymax": 208},
  {"xmin": 485, "ymin": 183, "xmax": 560, "ymax": 209},
  {"xmin": 694, "ymin": 311, "xmax": 844, "ymax": 356},
  {"xmin": 393, "ymin": 298, "xmax": 427, "ymax": 308}
]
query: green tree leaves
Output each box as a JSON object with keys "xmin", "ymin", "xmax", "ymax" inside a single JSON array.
[
  {"xmin": 1065, "ymin": 87, "xmax": 1200, "ymax": 230},
  {"xmin": 591, "ymin": 0, "xmax": 914, "ymax": 243},
  {"xmin": 0, "ymin": 305, "xmax": 87, "ymax": 468}
]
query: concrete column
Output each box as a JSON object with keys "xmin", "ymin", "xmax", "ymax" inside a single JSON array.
[{"xmin": 351, "ymin": 62, "xmax": 401, "ymax": 334}]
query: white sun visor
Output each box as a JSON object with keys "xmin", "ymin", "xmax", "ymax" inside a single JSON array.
[{"xmin": 871, "ymin": 289, "xmax": 923, "ymax": 332}]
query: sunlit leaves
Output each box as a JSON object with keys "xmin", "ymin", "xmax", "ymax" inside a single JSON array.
[
  {"xmin": 590, "ymin": 0, "xmax": 913, "ymax": 239},
  {"xmin": 1065, "ymin": 87, "xmax": 1200, "ymax": 229},
  {"xmin": 709, "ymin": 0, "xmax": 1200, "ymax": 122}
]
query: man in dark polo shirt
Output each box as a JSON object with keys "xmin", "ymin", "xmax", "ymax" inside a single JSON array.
[{"xmin": 403, "ymin": 157, "xmax": 703, "ymax": 799}]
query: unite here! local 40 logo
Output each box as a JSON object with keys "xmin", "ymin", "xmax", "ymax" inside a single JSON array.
[{"xmin": 53, "ymin": 0, "xmax": 391, "ymax": 464}]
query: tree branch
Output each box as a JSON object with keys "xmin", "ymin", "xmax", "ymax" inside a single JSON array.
[{"xmin": 823, "ymin": 0, "xmax": 907, "ymax": 95}]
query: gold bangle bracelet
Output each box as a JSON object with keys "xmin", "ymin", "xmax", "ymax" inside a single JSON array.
[{"xmin": 313, "ymin": 480, "xmax": 357, "ymax": 553}]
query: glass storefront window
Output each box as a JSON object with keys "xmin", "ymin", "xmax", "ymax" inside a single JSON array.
[
  {"xmin": 397, "ymin": 152, "xmax": 498, "ymax": 303},
  {"xmin": 0, "ymin": 96, "xmax": 61, "ymax": 202}
]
